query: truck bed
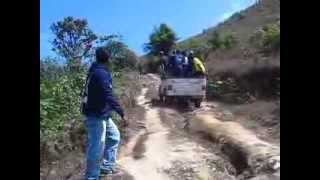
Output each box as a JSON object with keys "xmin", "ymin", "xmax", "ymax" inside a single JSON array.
[{"xmin": 160, "ymin": 78, "xmax": 206, "ymax": 96}]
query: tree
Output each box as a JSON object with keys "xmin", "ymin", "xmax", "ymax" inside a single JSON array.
[
  {"xmin": 51, "ymin": 16, "xmax": 97, "ymax": 70},
  {"xmin": 144, "ymin": 23, "xmax": 178, "ymax": 55},
  {"xmin": 97, "ymin": 35, "xmax": 138, "ymax": 70}
]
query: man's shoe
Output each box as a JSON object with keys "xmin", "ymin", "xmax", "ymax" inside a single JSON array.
[{"xmin": 100, "ymin": 168, "xmax": 120, "ymax": 176}]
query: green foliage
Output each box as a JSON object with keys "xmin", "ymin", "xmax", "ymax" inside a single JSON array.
[
  {"xmin": 208, "ymin": 31, "xmax": 222, "ymax": 51},
  {"xmin": 250, "ymin": 22, "xmax": 280, "ymax": 52},
  {"xmin": 98, "ymin": 35, "xmax": 138, "ymax": 71},
  {"xmin": 262, "ymin": 23, "xmax": 280, "ymax": 51},
  {"xmin": 229, "ymin": 11, "xmax": 245, "ymax": 21},
  {"xmin": 147, "ymin": 56, "xmax": 161, "ymax": 73},
  {"xmin": 51, "ymin": 16, "xmax": 98, "ymax": 66},
  {"xmin": 208, "ymin": 31, "xmax": 238, "ymax": 51},
  {"xmin": 40, "ymin": 61, "xmax": 137, "ymax": 145},
  {"xmin": 41, "ymin": 16, "xmax": 141, "ymax": 166},
  {"xmin": 223, "ymin": 33, "xmax": 238, "ymax": 49},
  {"xmin": 40, "ymin": 63, "xmax": 129, "ymax": 143},
  {"xmin": 40, "ymin": 67, "xmax": 87, "ymax": 142},
  {"xmin": 40, "ymin": 57, "xmax": 66, "ymax": 81},
  {"xmin": 138, "ymin": 55, "xmax": 161, "ymax": 74},
  {"xmin": 144, "ymin": 23, "xmax": 178, "ymax": 55},
  {"xmin": 177, "ymin": 38, "xmax": 203, "ymax": 51}
]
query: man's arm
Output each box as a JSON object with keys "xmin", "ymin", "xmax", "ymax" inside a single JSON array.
[{"xmin": 96, "ymin": 70, "xmax": 124, "ymax": 118}]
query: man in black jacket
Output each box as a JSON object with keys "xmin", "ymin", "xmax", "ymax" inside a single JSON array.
[{"xmin": 82, "ymin": 47, "xmax": 126, "ymax": 180}]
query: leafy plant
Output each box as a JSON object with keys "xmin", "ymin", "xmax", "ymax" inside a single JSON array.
[
  {"xmin": 40, "ymin": 68, "xmax": 87, "ymax": 142},
  {"xmin": 51, "ymin": 16, "xmax": 98, "ymax": 69},
  {"xmin": 262, "ymin": 23, "xmax": 280, "ymax": 51},
  {"xmin": 250, "ymin": 22, "xmax": 280, "ymax": 53},
  {"xmin": 229, "ymin": 11, "xmax": 245, "ymax": 21},
  {"xmin": 208, "ymin": 31, "xmax": 238, "ymax": 51},
  {"xmin": 144, "ymin": 23, "xmax": 178, "ymax": 55},
  {"xmin": 97, "ymin": 35, "xmax": 139, "ymax": 71}
]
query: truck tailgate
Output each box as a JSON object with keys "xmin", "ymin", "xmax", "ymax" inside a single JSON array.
[{"xmin": 166, "ymin": 78, "xmax": 206, "ymax": 96}]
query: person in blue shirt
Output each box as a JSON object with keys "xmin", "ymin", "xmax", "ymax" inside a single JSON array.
[
  {"xmin": 168, "ymin": 50, "xmax": 177, "ymax": 77},
  {"xmin": 174, "ymin": 50, "xmax": 183, "ymax": 77},
  {"xmin": 82, "ymin": 47, "xmax": 126, "ymax": 179},
  {"xmin": 181, "ymin": 50, "xmax": 190, "ymax": 77}
]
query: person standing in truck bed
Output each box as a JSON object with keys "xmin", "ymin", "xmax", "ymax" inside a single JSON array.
[{"xmin": 188, "ymin": 50, "xmax": 206, "ymax": 77}]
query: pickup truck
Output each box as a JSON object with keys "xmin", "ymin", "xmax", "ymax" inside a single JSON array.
[{"xmin": 158, "ymin": 77, "xmax": 207, "ymax": 108}]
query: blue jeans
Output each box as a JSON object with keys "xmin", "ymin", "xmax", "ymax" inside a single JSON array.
[{"xmin": 84, "ymin": 116, "xmax": 121, "ymax": 180}]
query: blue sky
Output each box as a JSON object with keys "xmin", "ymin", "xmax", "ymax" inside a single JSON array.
[{"xmin": 41, "ymin": 0, "xmax": 255, "ymax": 58}]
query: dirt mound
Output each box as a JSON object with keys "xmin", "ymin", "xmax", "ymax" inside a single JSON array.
[{"xmin": 189, "ymin": 112, "xmax": 280, "ymax": 178}]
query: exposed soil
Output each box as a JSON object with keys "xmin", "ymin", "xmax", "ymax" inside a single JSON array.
[{"xmin": 41, "ymin": 74, "xmax": 280, "ymax": 180}]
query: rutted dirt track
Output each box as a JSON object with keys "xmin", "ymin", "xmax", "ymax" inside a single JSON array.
[
  {"xmin": 52, "ymin": 74, "xmax": 279, "ymax": 180},
  {"xmin": 115, "ymin": 74, "xmax": 280, "ymax": 180},
  {"xmin": 117, "ymin": 75, "xmax": 236, "ymax": 180}
]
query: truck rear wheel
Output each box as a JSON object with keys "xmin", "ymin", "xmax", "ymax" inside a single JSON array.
[
  {"xmin": 165, "ymin": 96, "xmax": 174, "ymax": 104},
  {"xmin": 159, "ymin": 87, "xmax": 164, "ymax": 102},
  {"xmin": 194, "ymin": 99, "xmax": 202, "ymax": 108},
  {"xmin": 159, "ymin": 95, "xmax": 164, "ymax": 102}
]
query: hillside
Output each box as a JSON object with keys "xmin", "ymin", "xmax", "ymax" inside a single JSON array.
[
  {"xmin": 175, "ymin": 0, "xmax": 280, "ymax": 103},
  {"xmin": 179, "ymin": 0, "xmax": 280, "ymax": 61}
]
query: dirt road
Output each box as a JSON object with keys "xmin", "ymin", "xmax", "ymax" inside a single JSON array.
[
  {"xmin": 117, "ymin": 76, "xmax": 236, "ymax": 180},
  {"xmin": 115, "ymin": 74, "xmax": 279, "ymax": 180},
  {"xmin": 43, "ymin": 74, "xmax": 279, "ymax": 180}
]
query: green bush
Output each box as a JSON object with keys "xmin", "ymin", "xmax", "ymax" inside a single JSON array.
[
  {"xmin": 40, "ymin": 69, "xmax": 86, "ymax": 143},
  {"xmin": 139, "ymin": 55, "xmax": 161, "ymax": 74},
  {"xmin": 229, "ymin": 11, "xmax": 245, "ymax": 21},
  {"xmin": 177, "ymin": 38, "xmax": 203, "ymax": 51},
  {"xmin": 144, "ymin": 23, "xmax": 178, "ymax": 55},
  {"xmin": 223, "ymin": 33, "xmax": 238, "ymax": 49},
  {"xmin": 250, "ymin": 22, "xmax": 280, "ymax": 52},
  {"xmin": 262, "ymin": 23, "xmax": 280, "ymax": 51},
  {"xmin": 208, "ymin": 31, "xmax": 238, "ymax": 51},
  {"xmin": 40, "ymin": 58, "xmax": 139, "ymax": 147}
]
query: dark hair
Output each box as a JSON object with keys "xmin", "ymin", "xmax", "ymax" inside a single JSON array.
[{"xmin": 95, "ymin": 47, "xmax": 110, "ymax": 63}]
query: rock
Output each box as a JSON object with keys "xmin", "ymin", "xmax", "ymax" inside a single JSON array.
[
  {"xmin": 222, "ymin": 111, "xmax": 234, "ymax": 121},
  {"xmin": 268, "ymin": 156, "xmax": 280, "ymax": 171},
  {"xmin": 190, "ymin": 163, "xmax": 198, "ymax": 169},
  {"xmin": 50, "ymin": 170, "xmax": 57, "ymax": 175}
]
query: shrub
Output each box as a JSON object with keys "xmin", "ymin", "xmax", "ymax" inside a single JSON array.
[
  {"xmin": 223, "ymin": 33, "xmax": 238, "ymax": 49},
  {"xmin": 208, "ymin": 31, "xmax": 238, "ymax": 51},
  {"xmin": 262, "ymin": 23, "xmax": 280, "ymax": 51},
  {"xmin": 144, "ymin": 23, "xmax": 178, "ymax": 55},
  {"xmin": 250, "ymin": 22, "xmax": 280, "ymax": 53},
  {"xmin": 40, "ymin": 69, "xmax": 87, "ymax": 143}
]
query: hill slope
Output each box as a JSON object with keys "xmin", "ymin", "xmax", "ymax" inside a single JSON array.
[
  {"xmin": 178, "ymin": 0, "xmax": 280, "ymax": 102},
  {"xmin": 179, "ymin": 0, "xmax": 280, "ymax": 60}
]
